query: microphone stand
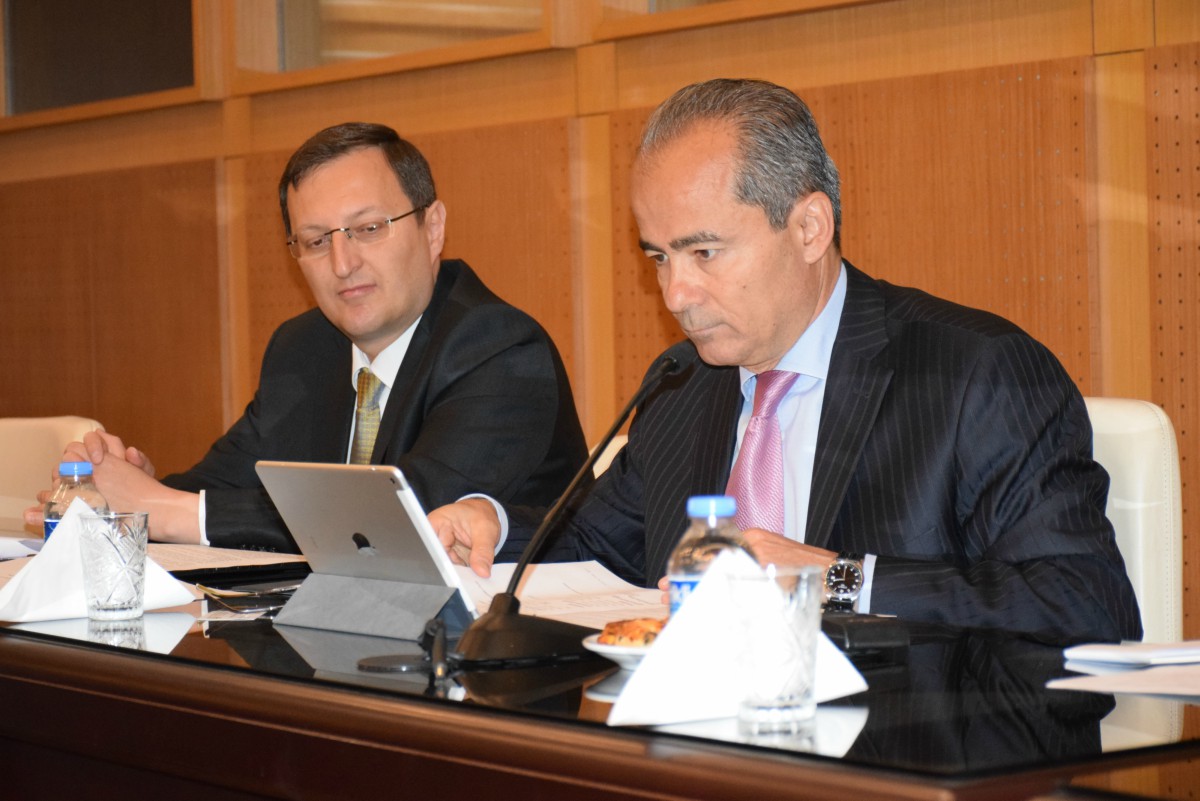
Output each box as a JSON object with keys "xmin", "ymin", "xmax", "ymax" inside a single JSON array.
[
  {"xmin": 356, "ymin": 345, "xmax": 687, "ymax": 677},
  {"xmin": 452, "ymin": 348, "xmax": 686, "ymax": 669}
]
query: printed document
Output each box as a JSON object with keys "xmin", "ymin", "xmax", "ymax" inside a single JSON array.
[{"xmin": 455, "ymin": 561, "xmax": 666, "ymax": 629}]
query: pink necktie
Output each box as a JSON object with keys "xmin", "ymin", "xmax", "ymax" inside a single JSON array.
[{"xmin": 726, "ymin": 370, "xmax": 799, "ymax": 533}]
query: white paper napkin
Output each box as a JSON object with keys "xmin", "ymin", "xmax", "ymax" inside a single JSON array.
[
  {"xmin": 608, "ymin": 550, "xmax": 868, "ymax": 726},
  {"xmin": 0, "ymin": 498, "xmax": 195, "ymax": 622}
]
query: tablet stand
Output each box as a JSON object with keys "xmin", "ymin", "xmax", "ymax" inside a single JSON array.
[{"xmin": 273, "ymin": 573, "xmax": 473, "ymax": 640}]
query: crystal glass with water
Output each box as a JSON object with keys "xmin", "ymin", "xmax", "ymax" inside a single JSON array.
[{"xmin": 79, "ymin": 512, "xmax": 149, "ymax": 620}]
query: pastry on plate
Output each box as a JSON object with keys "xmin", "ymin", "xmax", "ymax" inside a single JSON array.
[{"xmin": 597, "ymin": 617, "xmax": 665, "ymax": 647}]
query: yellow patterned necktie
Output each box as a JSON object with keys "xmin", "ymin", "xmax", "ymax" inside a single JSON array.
[{"xmin": 350, "ymin": 368, "xmax": 384, "ymax": 465}]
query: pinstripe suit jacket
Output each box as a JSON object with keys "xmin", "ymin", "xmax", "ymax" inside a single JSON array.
[{"xmin": 505, "ymin": 263, "xmax": 1141, "ymax": 644}]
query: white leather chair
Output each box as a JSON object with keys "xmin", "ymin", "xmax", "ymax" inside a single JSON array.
[
  {"xmin": 591, "ymin": 434, "xmax": 629, "ymax": 477},
  {"xmin": 0, "ymin": 415, "xmax": 105, "ymax": 533},
  {"xmin": 1084, "ymin": 397, "xmax": 1182, "ymax": 644},
  {"xmin": 1084, "ymin": 397, "xmax": 1183, "ymax": 745}
]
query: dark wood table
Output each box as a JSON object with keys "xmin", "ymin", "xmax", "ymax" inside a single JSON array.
[{"xmin": 0, "ymin": 609, "xmax": 1194, "ymax": 800}]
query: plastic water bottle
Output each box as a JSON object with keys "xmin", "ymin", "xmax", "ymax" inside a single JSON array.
[
  {"xmin": 667, "ymin": 495, "xmax": 751, "ymax": 615},
  {"xmin": 43, "ymin": 461, "xmax": 109, "ymax": 539}
]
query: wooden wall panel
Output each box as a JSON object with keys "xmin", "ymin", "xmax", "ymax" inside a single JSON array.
[
  {"xmin": 416, "ymin": 119, "xmax": 577, "ymax": 379},
  {"xmin": 1156, "ymin": 0, "xmax": 1200, "ymax": 47},
  {"xmin": 241, "ymin": 118, "xmax": 577, "ymax": 392},
  {"xmin": 1146, "ymin": 41, "xmax": 1200, "ymax": 640},
  {"xmin": 243, "ymin": 151, "xmax": 313, "ymax": 366},
  {"xmin": 608, "ymin": 58, "xmax": 1095, "ymax": 399},
  {"xmin": 0, "ymin": 103, "xmax": 224, "ymax": 183},
  {"xmin": 612, "ymin": 0, "xmax": 1095, "ymax": 111},
  {"xmin": 0, "ymin": 162, "xmax": 223, "ymax": 477},
  {"xmin": 246, "ymin": 49, "xmax": 577, "ymax": 153},
  {"xmin": 1094, "ymin": 51, "xmax": 1152, "ymax": 399},
  {"xmin": 824, "ymin": 58, "xmax": 1095, "ymax": 387},
  {"xmin": 609, "ymin": 106, "xmax": 675, "ymax": 404}
]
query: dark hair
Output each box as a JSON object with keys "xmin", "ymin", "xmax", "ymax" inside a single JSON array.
[
  {"xmin": 639, "ymin": 79, "xmax": 841, "ymax": 248},
  {"xmin": 278, "ymin": 122, "xmax": 437, "ymax": 237}
]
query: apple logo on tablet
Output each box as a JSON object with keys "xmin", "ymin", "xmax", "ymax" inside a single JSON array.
[{"xmin": 352, "ymin": 532, "xmax": 379, "ymax": 557}]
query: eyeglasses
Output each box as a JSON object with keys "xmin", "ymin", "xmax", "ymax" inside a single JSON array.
[{"xmin": 286, "ymin": 204, "xmax": 429, "ymax": 260}]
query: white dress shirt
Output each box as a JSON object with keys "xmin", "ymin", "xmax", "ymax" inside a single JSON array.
[{"xmin": 196, "ymin": 317, "xmax": 422, "ymax": 545}]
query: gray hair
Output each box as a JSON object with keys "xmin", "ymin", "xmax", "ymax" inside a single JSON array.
[{"xmin": 639, "ymin": 79, "xmax": 841, "ymax": 248}]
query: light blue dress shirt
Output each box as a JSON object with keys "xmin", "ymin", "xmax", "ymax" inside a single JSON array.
[{"xmin": 729, "ymin": 264, "xmax": 876, "ymax": 611}]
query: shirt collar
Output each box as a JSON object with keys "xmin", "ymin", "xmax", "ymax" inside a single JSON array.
[
  {"xmin": 737, "ymin": 261, "xmax": 847, "ymax": 394},
  {"xmin": 350, "ymin": 315, "xmax": 422, "ymax": 391}
]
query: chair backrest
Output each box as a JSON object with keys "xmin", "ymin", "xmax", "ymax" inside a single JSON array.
[
  {"xmin": 1084, "ymin": 398, "xmax": 1183, "ymax": 747},
  {"xmin": 592, "ymin": 434, "xmax": 629, "ymax": 477},
  {"xmin": 1084, "ymin": 397, "xmax": 1182, "ymax": 644},
  {"xmin": 0, "ymin": 415, "xmax": 105, "ymax": 532}
]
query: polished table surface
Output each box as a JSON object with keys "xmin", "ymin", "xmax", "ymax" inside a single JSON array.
[{"xmin": 0, "ymin": 593, "xmax": 1195, "ymax": 800}]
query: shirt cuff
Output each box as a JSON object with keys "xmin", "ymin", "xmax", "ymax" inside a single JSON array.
[
  {"xmin": 197, "ymin": 489, "xmax": 210, "ymax": 547},
  {"xmin": 459, "ymin": 493, "xmax": 508, "ymax": 554},
  {"xmin": 856, "ymin": 553, "xmax": 877, "ymax": 613}
]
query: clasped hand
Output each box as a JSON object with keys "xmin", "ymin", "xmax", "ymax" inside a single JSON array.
[{"xmin": 24, "ymin": 430, "xmax": 202, "ymax": 544}]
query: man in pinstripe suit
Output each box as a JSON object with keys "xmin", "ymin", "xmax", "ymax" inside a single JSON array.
[{"xmin": 432, "ymin": 79, "xmax": 1141, "ymax": 643}]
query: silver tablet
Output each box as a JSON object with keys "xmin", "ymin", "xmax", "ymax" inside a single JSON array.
[{"xmin": 254, "ymin": 461, "xmax": 470, "ymax": 604}]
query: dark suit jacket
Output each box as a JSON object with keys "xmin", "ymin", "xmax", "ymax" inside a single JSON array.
[
  {"xmin": 503, "ymin": 263, "xmax": 1141, "ymax": 644},
  {"xmin": 164, "ymin": 259, "xmax": 587, "ymax": 552}
]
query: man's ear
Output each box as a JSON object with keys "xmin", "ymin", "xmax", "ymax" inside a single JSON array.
[
  {"xmin": 790, "ymin": 192, "xmax": 836, "ymax": 263},
  {"xmin": 423, "ymin": 199, "xmax": 447, "ymax": 261}
]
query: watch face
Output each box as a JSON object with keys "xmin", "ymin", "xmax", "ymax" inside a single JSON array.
[{"xmin": 826, "ymin": 560, "xmax": 864, "ymax": 599}]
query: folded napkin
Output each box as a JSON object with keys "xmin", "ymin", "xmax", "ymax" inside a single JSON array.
[
  {"xmin": 0, "ymin": 498, "xmax": 194, "ymax": 622},
  {"xmin": 608, "ymin": 550, "xmax": 868, "ymax": 726}
]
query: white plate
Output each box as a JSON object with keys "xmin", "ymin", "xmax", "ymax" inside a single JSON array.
[
  {"xmin": 582, "ymin": 633, "xmax": 651, "ymax": 670},
  {"xmin": 584, "ymin": 669, "xmax": 632, "ymax": 703}
]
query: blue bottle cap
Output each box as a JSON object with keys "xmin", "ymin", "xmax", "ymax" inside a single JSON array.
[
  {"xmin": 687, "ymin": 495, "xmax": 736, "ymax": 518},
  {"xmin": 58, "ymin": 461, "xmax": 94, "ymax": 476}
]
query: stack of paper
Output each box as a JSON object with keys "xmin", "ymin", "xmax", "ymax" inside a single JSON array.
[
  {"xmin": 1064, "ymin": 642, "xmax": 1200, "ymax": 672},
  {"xmin": 1048, "ymin": 641, "xmax": 1200, "ymax": 697}
]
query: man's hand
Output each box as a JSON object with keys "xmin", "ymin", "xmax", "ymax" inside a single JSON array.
[
  {"xmin": 88, "ymin": 457, "xmax": 202, "ymax": 543},
  {"xmin": 740, "ymin": 528, "xmax": 837, "ymax": 571},
  {"xmin": 427, "ymin": 498, "xmax": 501, "ymax": 578},
  {"xmin": 23, "ymin": 432, "xmax": 199, "ymax": 543},
  {"xmin": 652, "ymin": 530, "xmax": 835, "ymax": 603},
  {"xmin": 64, "ymin": 431, "xmax": 156, "ymax": 477}
]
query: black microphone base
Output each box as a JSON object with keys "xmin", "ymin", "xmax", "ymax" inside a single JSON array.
[{"xmin": 455, "ymin": 593, "xmax": 603, "ymax": 669}]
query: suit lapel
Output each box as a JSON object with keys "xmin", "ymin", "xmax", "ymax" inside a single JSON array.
[
  {"xmin": 806, "ymin": 263, "xmax": 893, "ymax": 549},
  {"xmin": 369, "ymin": 263, "xmax": 456, "ymax": 464},
  {"xmin": 314, "ymin": 340, "xmax": 356, "ymax": 461},
  {"xmin": 643, "ymin": 358, "xmax": 740, "ymax": 582},
  {"xmin": 693, "ymin": 368, "xmax": 741, "ymax": 495},
  {"xmin": 372, "ymin": 321, "xmax": 431, "ymax": 463}
]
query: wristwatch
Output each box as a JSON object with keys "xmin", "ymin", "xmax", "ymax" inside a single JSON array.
[{"xmin": 824, "ymin": 553, "xmax": 864, "ymax": 612}]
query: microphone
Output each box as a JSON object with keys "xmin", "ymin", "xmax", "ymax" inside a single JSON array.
[{"xmin": 453, "ymin": 342, "xmax": 691, "ymax": 668}]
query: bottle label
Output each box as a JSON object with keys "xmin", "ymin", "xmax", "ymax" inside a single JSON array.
[
  {"xmin": 668, "ymin": 576, "xmax": 699, "ymax": 616},
  {"xmin": 43, "ymin": 519, "xmax": 59, "ymax": 540}
]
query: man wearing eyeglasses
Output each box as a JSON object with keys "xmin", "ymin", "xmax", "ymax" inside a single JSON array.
[{"xmin": 30, "ymin": 122, "xmax": 588, "ymax": 552}]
